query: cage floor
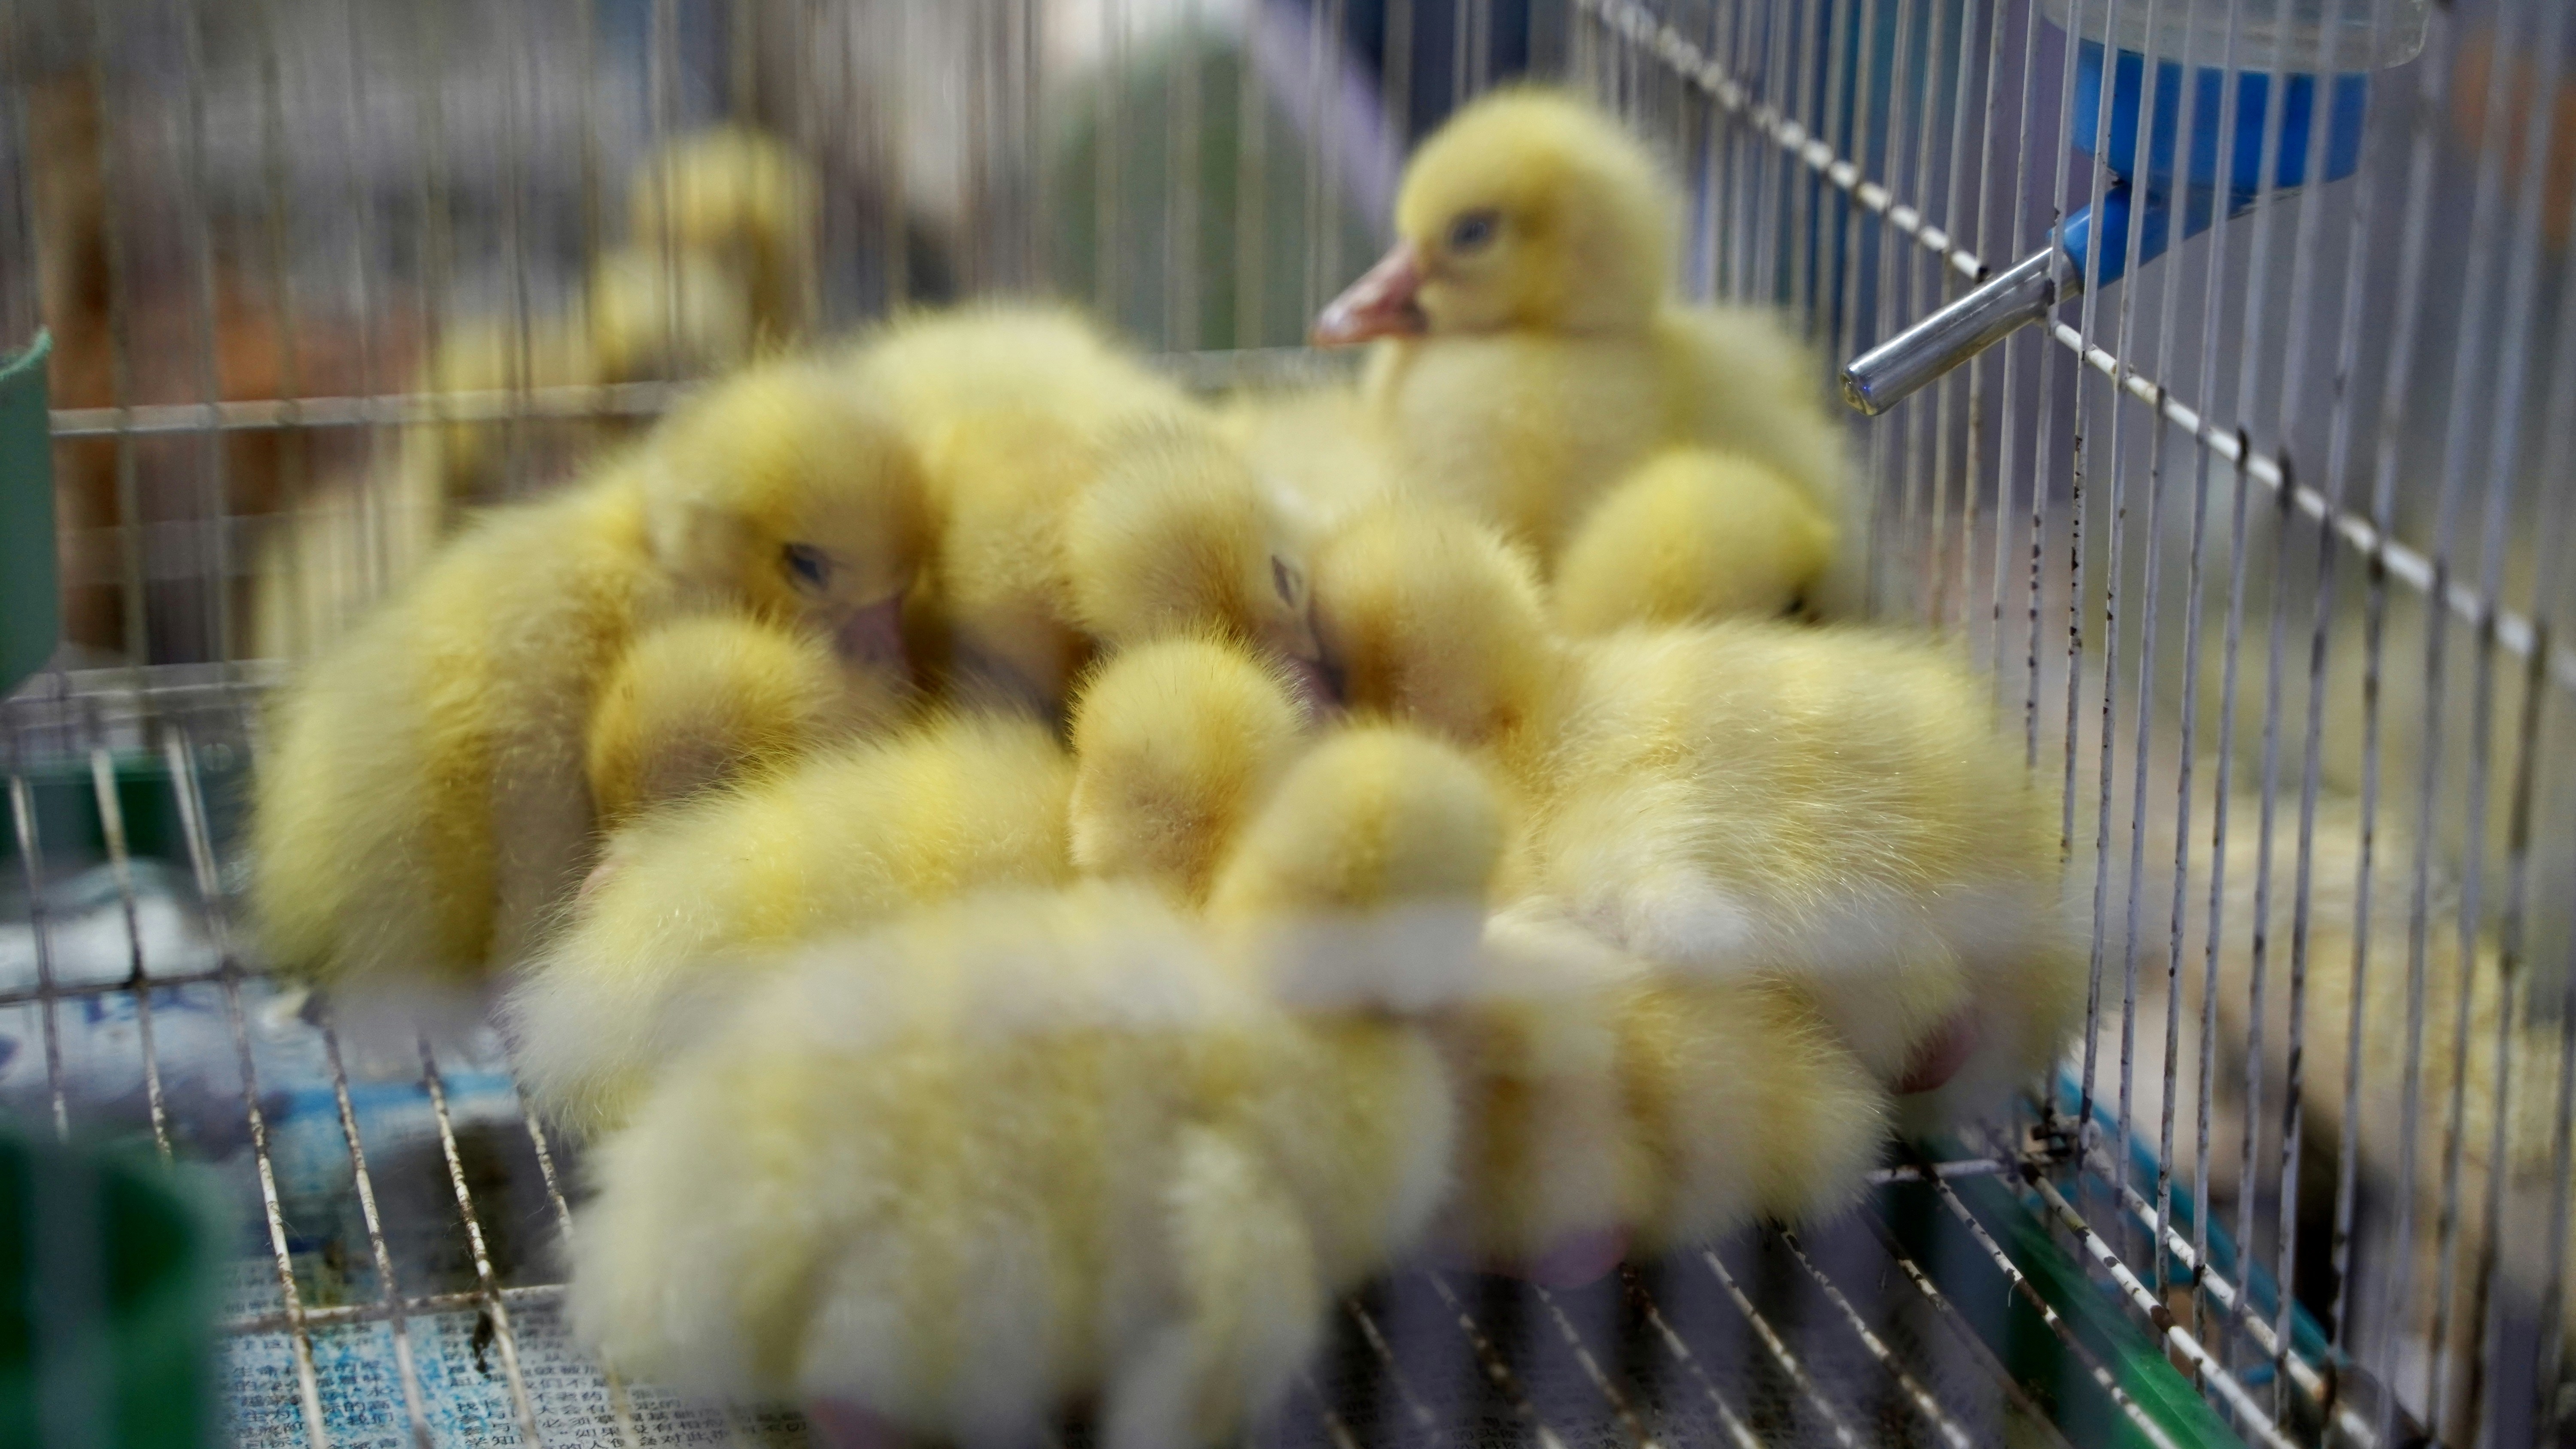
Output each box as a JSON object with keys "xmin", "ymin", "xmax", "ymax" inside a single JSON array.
[{"xmin": 2, "ymin": 669, "xmax": 2230, "ymax": 1449}]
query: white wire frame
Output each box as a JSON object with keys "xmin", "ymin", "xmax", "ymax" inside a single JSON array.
[{"xmin": 5, "ymin": 0, "xmax": 2574, "ymax": 1444}]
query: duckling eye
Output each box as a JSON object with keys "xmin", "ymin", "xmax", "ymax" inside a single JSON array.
[
  {"xmin": 781, "ymin": 542, "xmax": 836, "ymax": 592},
  {"xmin": 1272, "ymin": 556, "xmax": 1304, "ymax": 606},
  {"xmin": 1446, "ymin": 210, "xmax": 1501, "ymax": 254}
]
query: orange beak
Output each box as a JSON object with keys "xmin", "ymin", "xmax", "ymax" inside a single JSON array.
[{"xmin": 1312, "ymin": 239, "xmax": 1428, "ymax": 346}]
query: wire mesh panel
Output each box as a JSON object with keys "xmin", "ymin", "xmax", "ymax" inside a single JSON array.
[{"xmin": 3, "ymin": 0, "xmax": 2574, "ymax": 1445}]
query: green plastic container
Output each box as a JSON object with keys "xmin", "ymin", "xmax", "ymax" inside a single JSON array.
[
  {"xmin": 0, "ymin": 1120, "xmax": 219, "ymax": 1449},
  {"xmin": 1, "ymin": 331, "xmax": 58, "ymax": 694}
]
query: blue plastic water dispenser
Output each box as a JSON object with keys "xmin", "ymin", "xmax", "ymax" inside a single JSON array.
[{"xmin": 1841, "ymin": 4, "xmax": 2422, "ymax": 415}]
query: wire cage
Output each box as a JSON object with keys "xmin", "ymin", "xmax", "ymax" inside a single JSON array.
[{"xmin": 3, "ymin": 0, "xmax": 2573, "ymax": 1444}]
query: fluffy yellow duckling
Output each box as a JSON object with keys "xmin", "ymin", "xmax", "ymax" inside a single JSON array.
[
  {"xmin": 249, "ymin": 360, "xmax": 929, "ymax": 1005},
  {"xmin": 848, "ymin": 308, "xmax": 1324, "ymax": 709},
  {"xmin": 1206, "ymin": 723, "xmax": 1892, "ymax": 1272},
  {"xmin": 244, "ymin": 131, "xmax": 822, "ymax": 661},
  {"xmin": 567, "ymin": 881, "xmax": 1456, "ymax": 1449},
  {"xmin": 424, "ymin": 125, "xmax": 822, "ymax": 509},
  {"xmin": 1309, "ymin": 497, "xmax": 2077, "ymax": 1103},
  {"xmin": 1224, "ymin": 723, "xmax": 1888, "ymax": 1273},
  {"xmin": 1552, "ymin": 446, "xmax": 1839, "ymax": 632},
  {"xmin": 625, "ymin": 124, "xmax": 820, "ymax": 347},
  {"xmin": 585, "ymin": 613, "xmax": 907, "ymax": 831},
  {"xmin": 504, "ymin": 712, "xmax": 1072, "ymax": 1140},
  {"xmin": 1066, "ymin": 633, "xmax": 1310, "ymax": 903},
  {"xmin": 1313, "ymin": 88, "xmax": 1847, "ymax": 601},
  {"xmin": 565, "ymin": 728, "xmax": 1501, "ymax": 1447},
  {"xmin": 1308, "ymin": 497, "xmax": 1559, "ymax": 756}
]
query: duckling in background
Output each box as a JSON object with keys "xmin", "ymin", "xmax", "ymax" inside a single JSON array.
[
  {"xmin": 624, "ymin": 125, "xmax": 821, "ymax": 346},
  {"xmin": 1307, "ymin": 497, "xmax": 2078, "ymax": 1113},
  {"xmin": 248, "ymin": 361, "xmax": 927, "ymax": 1021},
  {"xmin": 1313, "ymin": 88, "xmax": 1850, "ymax": 612},
  {"xmin": 504, "ymin": 712, "xmax": 1072, "ymax": 1140},
  {"xmin": 565, "ymin": 728, "xmax": 1504, "ymax": 1449},
  {"xmin": 1066, "ymin": 634, "xmax": 1312, "ymax": 904},
  {"xmin": 585, "ymin": 613, "xmax": 907, "ymax": 832},
  {"xmin": 437, "ymin": 125, "xmax": 820, "ymax": 503},
  {"xmin": 1552, "ymin": 446, "xmax": 1839, "ymax": 633},
  {"xmin": 849, "ymin": 307, "xmax": 1325, "ymax": 710},
  {"xmin": 245, "ymin": 128, "xmax": 825, "ymax": 660}
]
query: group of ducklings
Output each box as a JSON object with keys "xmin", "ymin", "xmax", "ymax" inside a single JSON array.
[{"xmin": 246, "ymin": 89, "xmax": 2084, "ymax": 1446}]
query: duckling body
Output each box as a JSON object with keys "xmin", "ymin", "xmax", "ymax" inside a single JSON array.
[
  {"xmin": 1317, "ymin": 89, "xmax": 1846, "ymax": 612},
  {"xmin": 567, "ymin": 722, "xmax": 1504, "ymax": 1446},
  {"xmin": 249, "ymin": 361, "xmax": 927, "ymax": 1002},
  {"xmin": 1554, "ymin": 446, "xmax": 1837, "ymax": 632},
  {"xmin": 506, "ymin": 712, "xmax": 1072, "ymax": 1139},
  {"xmin": 567, "ymin": 880, "xmax": 1457, "ymax": 1449},
  {"xmin": 1437, "ymin": 909, "xmax": 1889, "ymax": 1269},
  {"xmin": 1309, "ymin": 498, "xmax": 2075, "ymax": 1101},
  {"xmin": 585, "ymin": 612, "xmax": 903, "ymax": 831},
  {"xmin": 1067, "ymin": 634, "xmax": 1310, "ymax": 903}
]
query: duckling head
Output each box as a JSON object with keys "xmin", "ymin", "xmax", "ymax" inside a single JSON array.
[
  {"xmin": 587, "ymin": 613, "xmax": 898, "ymax": 830},
  {"xmin": 1207, "ymin": 724, "xmax": 1508, "ymax": 1009},
  {"xmin": 1066, "ymin": 421, "xmax": 1331, "ymax": 706},
  {"xmin": 1309, "ymin": 500, "xmax": 1554, "ymax": 752},
  {"xmin": 641, "ymin": 359, "xmax": 930, "ymax": 676},
  {"xmin": 1067, "ymin": 632, "xmax": 1309, "ymax": 903},
  {"xmin": 1314, "ymin": 88, "xmax": 1675, "ymax": 345}
]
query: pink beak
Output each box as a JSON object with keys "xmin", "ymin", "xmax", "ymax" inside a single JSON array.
[
  {"xmin": 1312, "ymin": 240, "xmax": 1428, "ymax": 346},
  {"xmin": 1278, "ymin": 652, "xmax": 1342, "ymax": 723},
  {"xmin": 834, "ymin": 592, "xmax": 911, "ymax": 675}
]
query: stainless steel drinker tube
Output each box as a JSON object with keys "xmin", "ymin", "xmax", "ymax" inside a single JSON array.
[{"xmin": 1842, "ymin": 0, "xmax": 2425, "ymax": 415}]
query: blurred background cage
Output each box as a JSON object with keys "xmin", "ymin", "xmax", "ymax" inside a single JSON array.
[{"xmin": 3, "ymin": 0, "xmax": 2574, "ymax": 1443}]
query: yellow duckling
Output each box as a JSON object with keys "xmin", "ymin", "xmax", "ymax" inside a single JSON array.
[
  {"xmin": 623, "ymin": 124, "xmax": 820, "ymax": 348},
  {"xmin": 1064, "ymin": 422, "xmax": 1331, "ymax": 704},
  {"xmin": 1314, "ymin": 88, "xmax": 1847, "ymax": 614},
  {"xmin": 1309, "ymin": 497, "xmax": 2077, "ymax": 1107},
  {"xmin": 248, "ymin": 359, "xmax": 928, "ymax": 1007},
  {"xmin": 565, "ymin": 727, "xmax": 1500, "ymax": 1448}
]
